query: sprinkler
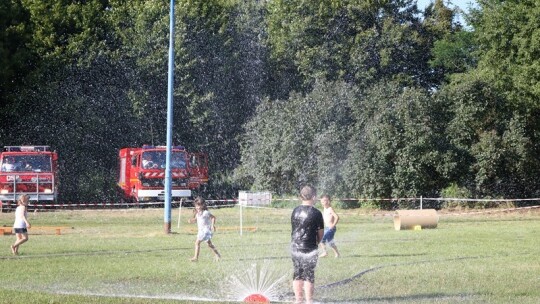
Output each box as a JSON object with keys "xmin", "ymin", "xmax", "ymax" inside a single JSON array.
[{"xmin": 243, "ymin": 293, "xmax": 270, "ymax": 303}]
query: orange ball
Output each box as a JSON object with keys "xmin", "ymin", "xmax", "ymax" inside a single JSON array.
[{"xmin": 243, "ymin": 293, "xmax": 270, "ymax": 303}]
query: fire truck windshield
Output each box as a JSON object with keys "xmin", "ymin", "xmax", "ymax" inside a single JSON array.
[
  {"xmin": 1, "ymin": 155, "xmax": 52, "ymax": 172},
  {"xmin": 141, "ymin": 151, "xmax": 186, "ymax": 169}
]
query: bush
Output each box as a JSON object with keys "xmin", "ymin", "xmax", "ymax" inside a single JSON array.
[
  {"xmin": 441, "ymin": 183, "xmax": 472, "ymax": 209},
  {"xmin": 333, "ymin": 199, "xmax": 360, "ymax": 209},
  {"xmin": 357, "ymin": 200, "xmax": 378, "ymax": 210},
  {"xmin": 270, "ymin": 197, "xmax": 299, "ymax": 209}
]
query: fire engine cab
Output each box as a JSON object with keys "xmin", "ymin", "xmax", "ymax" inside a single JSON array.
[
  {"xmin": 117, "ymin": 145, "xmax": 208, "ymax": 202},
  {"xmin": 0, "ymin": 146, "xmax": 58, "ymax": 202}
]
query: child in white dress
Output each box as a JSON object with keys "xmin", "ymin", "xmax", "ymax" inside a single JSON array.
[
  {"xmin": 188, "ymin": 197, "xmax": 221, "ymax": 262},
  {"xmin": 11, "ymin": 194, "xmax": 31, "ymax": 255}
]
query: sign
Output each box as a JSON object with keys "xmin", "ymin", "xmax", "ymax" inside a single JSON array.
[{"xmin": 238, "ymin": 191, "xmax": 272, "ymax": 206}]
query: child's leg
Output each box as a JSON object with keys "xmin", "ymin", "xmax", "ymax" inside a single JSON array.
[
  {"xmin": 12, "ymin": 233, "xmax": 28, "ymax": 254},
  {"xmin": 207, "ymin": 240, "xmax": 220, "ymax": 260},
  {"xmin": 326, "ymin": 228, "xmax": 339, "ymax": 257},
  {"xmin": 319, "ymin": 242, "xmax": 328, "ymax": 257},
  {"xmin": 320, "ymin": 228, "xmax": 330, "ymax": 257},
  {"xmin": 330, "ymin": 243, "xmax": 340, "ymax": 258},
  {"xmin": 304, "ymin": 280, "xmax": 315, "ymax": 304},
  {"xmin": 191, "ymin": 239, "xmax": 201, "ymax": 261},
  {"xmin": 292, "ymin": 279, "xmax": 304, "ymax": 304}
]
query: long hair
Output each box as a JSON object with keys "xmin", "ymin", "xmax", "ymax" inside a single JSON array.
[{"xmin": 193, "ymin": 197, "xmax": 208, "ymax": 212}]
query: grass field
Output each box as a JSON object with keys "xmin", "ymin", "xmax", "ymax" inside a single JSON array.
[{"xmin": 0, "ymin": 205, "xmax": 539, "ymax": 303}]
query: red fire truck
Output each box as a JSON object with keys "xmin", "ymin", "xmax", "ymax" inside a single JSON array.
[
  {"xmin": 117, "ymin": 145, "xmax": 208, "ymax": 202},
  {"xmin": 0, "ymin": 146, "xmax": 58, "ymax": 203}
]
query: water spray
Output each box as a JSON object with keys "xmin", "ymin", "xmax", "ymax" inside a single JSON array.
[{"xmin": 224, "ymin": 262, "xmax": 287, "ymax": 303}]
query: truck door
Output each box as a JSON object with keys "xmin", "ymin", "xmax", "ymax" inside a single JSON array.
[{"xmin": 189, "ymin": 153, "xmax": 208, "ymax": 186}]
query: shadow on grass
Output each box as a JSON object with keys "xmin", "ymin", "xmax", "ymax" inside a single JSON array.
[
  {"xmin": 347, "ymin": 253, "xmax": 428, "ymax": 258},
  {"xmin": 318, "ymin": 255, "xmax": 486, "ymax": 290},
  {"xmin": 274, "ymin": 255, "xmax": 486, "ymax": 301},
  {"xmin": 0, "ymin": 247, "xmax": 191, "ymax": 260},
  {"xmin": 237, "ymin": 255, "xmax": 290, "ymax": 261}
]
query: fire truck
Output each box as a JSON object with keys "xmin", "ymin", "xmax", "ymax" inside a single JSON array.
[
  {"xmin": 117, "ymin": 145, "xmax": 208, "ymax": 202},
  {"xmin": 0, "ymin": 146, "xmax": 58, "ymax": 203}
]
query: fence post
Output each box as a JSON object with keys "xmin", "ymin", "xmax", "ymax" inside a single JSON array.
[
  {"xmin": 177, "ymin": 198, "xmax": 183, "ymax": 229},
  {"xmin": 239, "ymin": 203, "xmax": 243, "ymax": 236}
]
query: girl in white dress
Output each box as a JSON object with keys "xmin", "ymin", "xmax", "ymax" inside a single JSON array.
[
  {"xmin": 188, "ymin": 197, "xmax": 221, "ymax": 262},
  {"xmin": 11, "ymin": 194, "xmax": 31, "ymax": 255}
]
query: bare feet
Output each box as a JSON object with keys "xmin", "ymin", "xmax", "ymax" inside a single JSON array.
[
  {"xmin": 10, "ymin": 245, "xmax": 17, "ymax": 255},
  {"xmin": 190, "ymin": 257, "xmax": 198, "ymax": 262},
  {"xmin": 214, "ymin": 254, "xmax": 221, "ymax": 261},
  {"xmin": 334, "ymin": 254, "xmax": 340, "ymax": 258},
  {"xmin": 319, "ymin": 252, "xmax": 328, "ymax": 257}
]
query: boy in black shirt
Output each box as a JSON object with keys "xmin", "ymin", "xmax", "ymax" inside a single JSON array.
[{"xmin": 291, "ymin": 185, "xmax": 324, "ymax": 304}]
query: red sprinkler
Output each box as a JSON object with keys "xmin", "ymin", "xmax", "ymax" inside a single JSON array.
[{"xmin": 243, "ymin": 293, "xmax": 270, "ymax": 303}]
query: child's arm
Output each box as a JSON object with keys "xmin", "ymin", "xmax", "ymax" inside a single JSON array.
[
  {"xmin": 24, "ymin": 210, "xmax": 31, "ymax": 228},
  {"xmin": 210, "ymin": 214, "xmax": 216, "ymax": 231},
  {"xmin": 316, "ymin": 228, "xmax": 324, "ymax": 245},
  {"xmin": 188, "ymin": 209, "xmax": 198, "ymax": 223}
]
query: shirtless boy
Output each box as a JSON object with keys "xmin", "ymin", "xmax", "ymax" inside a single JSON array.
[{"xmin": 319, "ymin": 194, "xmax": 340, "ymax": 258}]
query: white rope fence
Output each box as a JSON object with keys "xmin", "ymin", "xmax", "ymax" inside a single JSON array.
[{"xmin": 1, "ymin": 196, "xmax": 540, "ymax": 212}]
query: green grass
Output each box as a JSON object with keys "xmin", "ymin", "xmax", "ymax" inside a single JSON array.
[{"xmin": 1, "ymin": 206, "xmax": 539, "ymax": 303}]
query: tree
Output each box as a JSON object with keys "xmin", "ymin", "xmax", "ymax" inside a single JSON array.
[
  {"xmin": 20, "ymin": 0, "xmax": 113, "ymax": 64},
  {"xmin": 0, "ymin": 0, "xmax": 33, "ymax": 96},
  {"xmin": 106, "ymin": 0, "xmax": 174, "ymax": 144},
  {"xmin": 235, "ymin": 80, "xmax": 356, "ymax": 195},
  {"xmin": 420, "ymin": 0, "xmax": 477, "ymax": 85},
  {"xmin": 470, "ymin": 0, "xmax": 540, "ymax": 110},
  {"xmin": 441, "ymin": 73, "xmax": 539, "ymax": 198},
  {"xmin": 172, "ymin": 0, "xmax": 265, "ymax": 197},
  {"xmin": 0, "ymin": 0, "xmax": 34, "ymax": 139},
  {"xmin": 3, "ymin": 58, "xmax": 141, "ymax": 202},
  {"xmin": 1, "ymin": 0, "xmax": 158, "ymax": 201},
  {"xmin": 344, "ymin": 81, "xmax": 449, "ymax": 207},
  {"xmin": 265, "ymin": 0, "xmax": 437, "ymax": 94},
  {"xmin": 430, "ymin": 30, "xmax": 477, "ymax": 77},
  {"xmin": 439, "ymin": 0, "xmax": 540, "ymax": 198}
]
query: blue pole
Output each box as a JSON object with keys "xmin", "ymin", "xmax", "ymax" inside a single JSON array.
[{"xmin": 164, "ymin": 0, "xmax": 175, "ymax": 234}]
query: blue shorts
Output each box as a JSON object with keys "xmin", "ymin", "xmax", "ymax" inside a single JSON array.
[
  {"xmin": 14, "ymin": 228, "xmax": 28, "ymax": 234},
  {"xmin": 321, "ymin": 227, "xmax": 336, "ymax": 244}
]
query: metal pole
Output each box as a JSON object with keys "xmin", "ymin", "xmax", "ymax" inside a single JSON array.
[{"xmin": 164, "ymin": 0, "xmax": 175, "ymax": 234}]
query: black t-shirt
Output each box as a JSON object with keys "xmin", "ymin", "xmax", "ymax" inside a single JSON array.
[{"xmin": 291, "ymin": 205, "xmax": 324, "ymax": 253}]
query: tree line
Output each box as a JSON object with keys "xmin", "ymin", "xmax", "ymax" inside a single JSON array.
[{"xmin": 0, "ymin": 0, "xmax": 539, "ymax": 207}]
